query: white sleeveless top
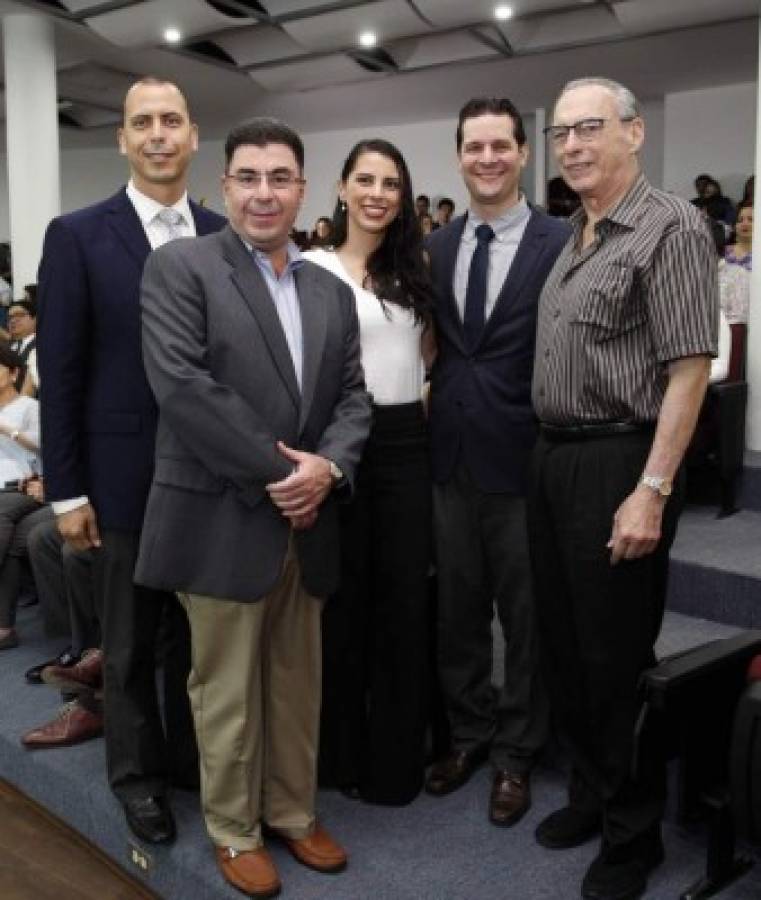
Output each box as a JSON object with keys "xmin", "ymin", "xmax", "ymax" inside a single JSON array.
[{"xmin": 304, "ymin": 248, "xmax": 424, "ymax": 406}]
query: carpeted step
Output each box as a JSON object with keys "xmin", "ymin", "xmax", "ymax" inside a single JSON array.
[
  {"xmin": 740, "ymin": 450, "xmax": 761, "ymax": 512},
  {"xmin": 668, "ymin": 505, "xmax": 761, "ymax": 627}
]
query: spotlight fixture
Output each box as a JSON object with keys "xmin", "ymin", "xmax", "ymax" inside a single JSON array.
[
  {"xmin": 164, "ymin": 27, "xmax": 182, "ymax": 43},
  {"xmin": 494, "ymin": 4, "xmax": 513, "ymax": 21},
  {"xmin": 359, "ymin": 30, "xmax": 377, "ymax": 49}
]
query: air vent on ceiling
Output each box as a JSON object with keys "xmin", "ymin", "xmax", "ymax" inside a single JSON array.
[
  {"xmin": 186, "ymin": 41, "xmax": 238, "ymax": 65},
  {"xmin": 205, "ymin": 0, "xmax": 267, "ymax": 16},
  {"xmin": 349, "ymin": 48, "xmax": 398, "ymax": 73}
]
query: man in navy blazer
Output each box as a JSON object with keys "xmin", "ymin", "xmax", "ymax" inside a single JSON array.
[
  {"xmin": 425, "ymin": 98, "xmax": 569, "ymax": 825},
  {"xmin": 36, "ymin": 77, "xmax": 225, "ymax": 844}
]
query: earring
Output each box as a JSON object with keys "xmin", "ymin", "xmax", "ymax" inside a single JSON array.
[{"xmin": 341, "ymin": 201, "xmax": 347, "ymax": 212}]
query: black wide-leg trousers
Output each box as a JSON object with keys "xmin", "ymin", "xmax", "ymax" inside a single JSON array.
[
  {"xmin": 319, "ymin": 401, "xmax": 432, "ymax": 805},
  {"xmin": 527, "ymin": 431, "xmax": 684, "ymax": 846}
]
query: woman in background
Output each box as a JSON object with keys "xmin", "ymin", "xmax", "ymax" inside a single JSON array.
[
  {"xmin": 725, "ymin": 200, "xmax": 753, "ymax": 273},
  {"xmin": 305, "ymin": 138, "xmax": 434, "ymax": 805}
]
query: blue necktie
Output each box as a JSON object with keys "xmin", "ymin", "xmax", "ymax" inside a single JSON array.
[{"xmin": 463, "ymin": 222, "xmax": 495, "ymax": 348}]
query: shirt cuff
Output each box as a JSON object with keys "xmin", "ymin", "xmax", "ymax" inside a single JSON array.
[{"xmin": 52, "ymin": 496, "xmax": 89, "ymax": 515}]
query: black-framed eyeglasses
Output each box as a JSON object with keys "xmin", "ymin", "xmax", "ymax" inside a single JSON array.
[
  {"xmin": 542, "ymin": 117, "xmax": 635, "ymax": 145},
  {"xmin": 224, "ymin": 171, "xmax": 305, "ymax": 191}
]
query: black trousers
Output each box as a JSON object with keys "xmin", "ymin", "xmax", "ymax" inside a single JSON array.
[
  {"xmin": 97, "ymin": 530, "xmax": 197, "ymax": 800},
  {"xmin": 527, "ymin": 432, "xmax": 684, "ymax": 847},
  {"xmin": 433, "ymin": 462, "xmax": 548, "ymax": 773},
  {"xmin": 319, "ymin": 402, "xmax": 432, "ymax": 805},
  {"xmin": 0, "ymin": 495, "xmax": 53, "ymax": 629}
]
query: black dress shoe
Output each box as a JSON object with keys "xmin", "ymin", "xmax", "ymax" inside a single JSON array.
[
  {"xmin": 123, "ymin": 795, "xmax": 176, "ymax": 845},
  {"xmin": 25, "ymin": 648, "xmax": 81, "ymax": 685},
  {"xmin": 489, "ymin": 771, "xmax": 530, "ymax": 827},
  {"xmin": 582, "ymin": 831, "xmax": 664, "ymax": 900},
  {"xmin": 535, "ymin": 806, "xmax": 601, "ymax": 849},
  {"xmin": 425, "ymin": 746, "xmax": 488, "ymax": 796}
]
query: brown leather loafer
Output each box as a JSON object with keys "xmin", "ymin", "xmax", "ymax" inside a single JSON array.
[
  {"xmin": 425, "ymin": 746, "xmax": 488, "ymax": 796},
  {"xmin": 42, "ymin": 647, "xmax": 103, "ymax": 692},
  {"xmin": 279, "ymin": 824, "xmax": 347, "ymax": 873},
  {"xmin": 489, "ymin": 770, "xmax": 531, "ymax": 826},
  {"xmin": 216, "ymin": 846, "xmax": 281, "ymax": 898},
  {"xmin": 21, "ymin": 700, "xmax": 103, "ymax": 749}
]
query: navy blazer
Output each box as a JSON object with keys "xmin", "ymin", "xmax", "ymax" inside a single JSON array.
[
  {"xmin": 427, "ymin": 208, "xmax": 570, "ymax": 495},
  {"xmin": 37, "ymin": 187, "xmax": 226, "ymax": 530}
]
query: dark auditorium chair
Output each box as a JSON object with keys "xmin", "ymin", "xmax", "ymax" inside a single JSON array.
[
  {"xmin": 687, "ymin": 323, "xmax": 748, "ymax": 517},
  {"xmin": 637, "ymin": 631, "xmax": 761, "ymax": 899}
]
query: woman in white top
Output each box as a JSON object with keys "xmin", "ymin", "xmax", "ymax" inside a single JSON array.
[
  {"xmin": 0, "ymin": 344, "xmax": 51, "ymax": 649},
  {"xmin": 305, "ymin": 139, "xmax": 434, "ymax": 805}
]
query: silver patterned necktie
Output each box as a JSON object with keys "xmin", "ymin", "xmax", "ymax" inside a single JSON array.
[{"xmin": 154, "ymin": 207, "xmax": 185, "ymax": 245}]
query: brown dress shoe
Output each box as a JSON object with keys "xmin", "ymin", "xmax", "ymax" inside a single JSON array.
[
  {"xmin": 42, "ymin": 647, "xmax": 103, "ymax": 693},
  {"xmin": 21, "ymin": 700, "xmax": 103, "ymax": 749},
  {"xmin": 278, "ymin": 824, "xmax": 347, "ymax": 873},
  {"xmin": 216, "ymin": 846, "xmax": 281, "ymax": 898},
  {"xmin": 425, "ymin": 746, "xmax": 488, "ymax": 796},
  {"xmin": 490, "ymin": 770, "xmax": 531, "ymax": 826}
]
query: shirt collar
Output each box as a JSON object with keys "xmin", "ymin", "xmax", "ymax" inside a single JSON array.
[
  {"xmin": 126, "ymin": 180, "xmax": 192, "ymax": 230},
  {"xmin": 239, "ymin": 235, "xmax": 305, "ymax": 276},
  {"xmin": 466, "ymin": 196, "xmax": 530, "ymax": 241},
  {"xmin": 569, "ymin": 173, "xmax": 651, "ymax": 240}
]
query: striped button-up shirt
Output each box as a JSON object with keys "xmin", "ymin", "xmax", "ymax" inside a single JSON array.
[{"xmin": 532, "ymin": 174, "xmax": 717, "ymax": 424}]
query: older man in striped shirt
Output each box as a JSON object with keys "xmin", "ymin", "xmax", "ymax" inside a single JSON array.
[{"xmin": 529, "ymin": 77, "xmax": 717, "ymax": 900}]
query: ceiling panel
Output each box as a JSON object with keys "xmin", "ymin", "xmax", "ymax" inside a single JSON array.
[
  {"xmin": 248, "ymin": 53, "xmax": 379, "ymax": 91},
  {"xmin": 280, "ymin": 0, "xmax": 429, "ymax": 52},
  {"xmin": 412, "ymin": 0, "xmax": 593, "ymax": 29},
  {"xmin": 213, "ymin": 24, "xmax": 307, "ymax": 66},
  {"xmin": 56, "ymin": 62, "xmax": 137, "ymax": 105},
  {"xmin": 58, "ymin": 0, "xmax": 129, "ymax": 11},
  {"xmin": 389, "ymin": 31, "xmax": 502, "ymax": 70},
  {"xmin": 612, "ymin": 0, "xmax": 760, "ymax": 34},
  {"xmin": 85, "ymin": 0, "xmax": 253, "ymax": 49},
  {"xmin": 259, "ymin": 0, "xmax": 356, "ymax": 13},
  {"xmin": 498, "ymin": 5, "xmax": 624, "ymax": 51}
]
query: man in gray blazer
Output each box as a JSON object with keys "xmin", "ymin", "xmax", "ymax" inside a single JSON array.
[{"xmin": 135, "ymin": 118, "xmax": 371, "ymax": 898}]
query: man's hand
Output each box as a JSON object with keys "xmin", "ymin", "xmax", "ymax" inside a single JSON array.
[
  {"xmin": 266, "ymin": 442, "xmax": 333, "ymax": 519},
  {"xmin": 57, "ymin": 503, "xmax": 102, "ymax": 551},
  {"xmin": 607, "ymin": 486, "xmax": 664, "ymax": 565}
]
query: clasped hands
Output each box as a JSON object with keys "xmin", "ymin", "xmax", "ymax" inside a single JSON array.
[
  {"xmin": 607, "ymin": 484, "xmax": 665, "ymax": 565},
  {"xmin": 266, "ymin": 441, "xmax": 333, "ymax": 531}
]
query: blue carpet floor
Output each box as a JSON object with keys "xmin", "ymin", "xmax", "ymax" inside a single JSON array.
[{"xmin": 2, "ymin": 604, "xmax": 761, "ymax": 899}]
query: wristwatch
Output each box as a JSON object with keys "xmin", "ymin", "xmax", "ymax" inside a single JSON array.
[
  {"xmin": 640, "ymin": 474, "xmax": 672, "ymax": 498},
  {"xmin": 328, "ymin": 460, "xmax": 344, "ymax": 484}
]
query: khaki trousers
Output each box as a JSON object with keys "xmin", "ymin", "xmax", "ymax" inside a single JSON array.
[{"xmin": 179, "ymin": 542, "xmax": 322, "ymax": 851}]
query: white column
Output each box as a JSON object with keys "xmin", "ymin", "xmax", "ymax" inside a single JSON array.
[
  {"xmin": 2, "ymin": 14, "xmax": 60, "ymax": 299},
  {"xmin": 533, "ymin": 107, "xmax": 547, "ymax": 208},
  {"xmin": 746, "ymin": 16, "xmax": 761, "ymax": 451}
]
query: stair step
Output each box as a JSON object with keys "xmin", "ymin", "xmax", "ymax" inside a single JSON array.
[{"xmin": 740, "ymin": 450, "xmax": 761, "ymax": 512}]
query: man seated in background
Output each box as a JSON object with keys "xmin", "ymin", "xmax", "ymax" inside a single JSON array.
[
  {"xmin": 434, "ymin": 197, "xmax": 455, "ymax": 228},
  {"xmin": 8, "ymin": 288, "xmax": 38, "ymax": 395}
]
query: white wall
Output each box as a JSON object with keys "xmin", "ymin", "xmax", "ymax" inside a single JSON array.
[{"xmin": 663, "ymin": 81, "xmax": 757, "ymax": 202}]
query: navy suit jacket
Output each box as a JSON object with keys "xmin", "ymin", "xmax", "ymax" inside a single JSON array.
[
  {"xmin": 427, "ymin": 208, "xmax": 570, "ymax": 495},
  {"xmin": 37, "ymin": 187, "xmax": 226, "ymax": 531}
]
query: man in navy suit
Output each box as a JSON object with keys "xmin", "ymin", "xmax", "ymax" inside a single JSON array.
[
  {"xmin": 424, "ymin": 98, "xmax": 569, "ymax": 825},
  {"xmin": 36, "ymin": 77, "xmax": 225, "ymax": 844}
]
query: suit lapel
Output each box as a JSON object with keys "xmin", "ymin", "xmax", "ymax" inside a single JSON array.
[
  {"xmin": 221, "ymin": 227, "xmax": 301, "ymax": 411},
  {"xmin": 433, "ymin": 215, "xmax": 468, "ymax": 354},
  {"xmin": 106, "ymin": 188, "xmax": 152, "ymax": 270},
  {"xmin": 479, "ymin": 209, "xmax": 547, "ymax": 346},
  {"xmin": 295, "ymin": 262, "xmax": 327, "ymax": 434}
]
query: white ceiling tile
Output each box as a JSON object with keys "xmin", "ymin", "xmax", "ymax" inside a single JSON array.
[
  {"xmin": 85, "ymin": 0, "xmax": 253, "ymax": 49},
  {"xmin": 248, "ymin": 53, "xmax": 379, "ymax": 91},
  {"xmin": 389, "ymin": 31, "xmax": 501, "ymax": 70},
  {"xmin": 412, "ymin": 0, "xmax": 596, "ymax": 29},
  {"xmin": 259, "ymin": 0, "xmax": 348, "ymax": 14},
  {"xmin": 280, "ymin": 0, "xmax": 429, "ymax": 52},
  {"xmin": 213, "ymin": 24, "xmax": 307, "ymax": 66},
  {"xmin": 498, "ymin": 5, "xmax": 624, "ymax": 51},
  {"xmin": 612, "ymin": 0, "xmax": 760, "ymax": 34}
]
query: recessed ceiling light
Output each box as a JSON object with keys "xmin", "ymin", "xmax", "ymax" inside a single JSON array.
[
  {"xmin": 494, "ymin": 4, "xmax": 513, "ymax": 20},
  {"xmin": 164, "ymin": 27, "xmax": 182, "ymax": 43},
  {"xmin": 359, "ymin": 30, "xmax": 377, "ymax": 48}
]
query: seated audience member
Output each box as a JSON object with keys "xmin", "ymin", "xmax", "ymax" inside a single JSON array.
[
  {"xmin": 415, "ymin": 193, "xmax": 430, "ymax": 218},
  {"xmin": 709, "ymin": 218, "xmax": 751, "ymax": 326},
  {"xmin": 7, "ymin": 290, "xmax": 38, "ymax": 395},
  {"xmin": 21, "ymin": 518, "xmax": 102, "ymax": 749},
  {"xmin": 692, "ymin": 175, "xmax": 735, "ymax": 227},
  {"xmin": 0, "ymin": 345, "xmax": 49, "ymax": 649},
  {"xmin": 434, "ymin": 197, "xmax": 455, "ymax": 228},
  {"xmin": 419, "ymin": 212, "xmax": 434, "ymax": 236},
  {"xmin": 725, "ymin": 200, "xmax": 753, "ymax": 271},
  {"xmin": 310, "ymin": 215, "xmax": 334, "ymax": 248},
  {"xmin": 546, "ymin": 175, "xmax": 581, "ymax": 218}
]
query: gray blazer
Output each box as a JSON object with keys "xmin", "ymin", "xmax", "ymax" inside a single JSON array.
[{"xmin": 134, "ymin": 225, "xmax": 371, "ymax": 602}]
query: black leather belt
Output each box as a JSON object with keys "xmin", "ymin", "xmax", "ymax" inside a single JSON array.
[{"xmin": 539, "ymin": 421, "xmax": 656, "ymax": 441}]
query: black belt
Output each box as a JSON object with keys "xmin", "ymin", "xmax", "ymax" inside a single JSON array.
[{"xmin": 539, "ymin": 421, "xmax": 656, "ymax": 441}]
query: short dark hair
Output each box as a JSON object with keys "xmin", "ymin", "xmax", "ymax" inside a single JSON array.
[
  {"xmin": 123, "ymin": 77, "xmax": 190, "ymax": 121},
  {"xmin": 224, "ymin": 118, "xmax": 304, "ymax": 172},
  {"xmin": 437, "ymin": 197, "xmax": 454, "ymax": 212},
  {"xmin": 416, "ymin": 193, "xmax": 430, "ymax": 204},
  {"xmin": 23, "ymin": 284, "xmax": 37, "ymax": 304},
  {"xmin": 9, "ymin": 299, "xmax": 36, "ymax": 319},
  {"xmin": 456, "ymin": 98, "xmax": 526, "ymax": 151},
  {"xmin": 0, "ymin": 342, "xmax": 24, "ymax": 372}
]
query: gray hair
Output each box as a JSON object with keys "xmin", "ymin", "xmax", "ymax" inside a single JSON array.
[{"xmin": 556, "ymin": 77, "xmax": 639, "ymax": 120}]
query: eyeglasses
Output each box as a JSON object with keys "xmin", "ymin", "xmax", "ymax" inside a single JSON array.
[
  {"xmin": 543, "ymin": 117, "xmax": 635, "ymax": 146},
  {"xmin": 225, "ymin": 171, "xmax": 305, "ymax": 191},
  {"xmin": 7, "ymin": 312, "xmax": 30, "ymax": 321}
]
